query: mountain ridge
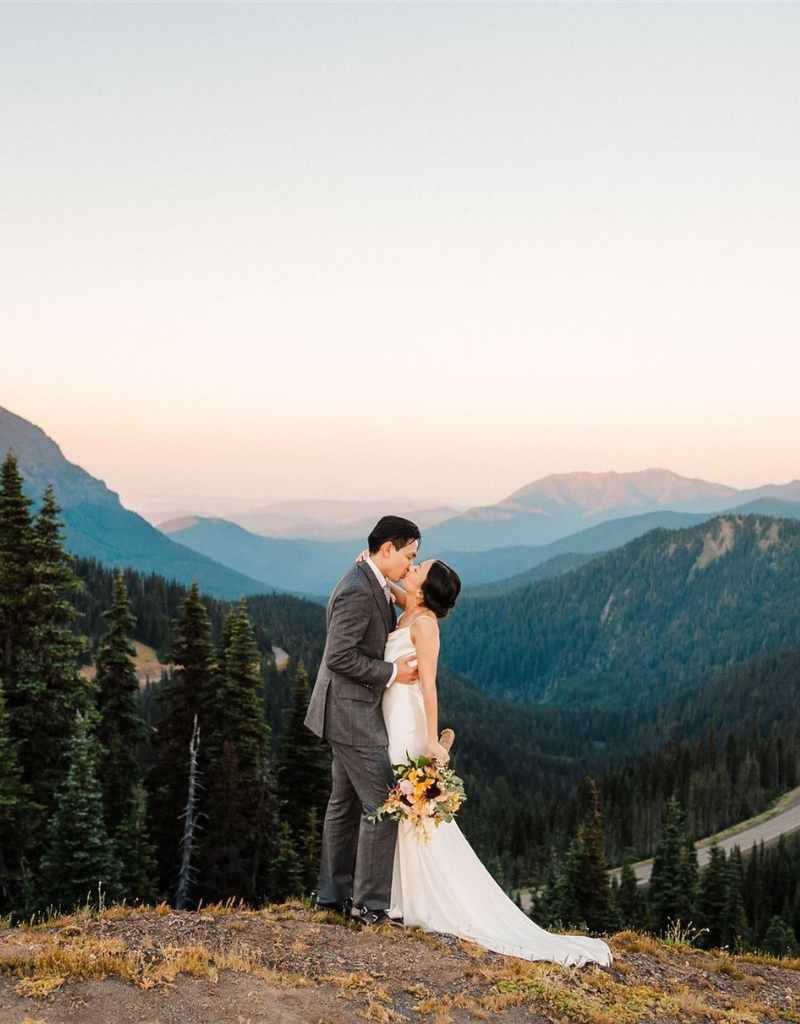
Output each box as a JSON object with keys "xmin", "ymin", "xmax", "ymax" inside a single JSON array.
[
  {"xmin": 441, "ymin": 512, "xmax": 800, "ymax": 710},
  {"xmin": 424, "ymin": 468, "xmax": 800, "ymax": 550},
  {"xmin": 0, "ymin": 406, "xmax": 275, "ymax": 598}
]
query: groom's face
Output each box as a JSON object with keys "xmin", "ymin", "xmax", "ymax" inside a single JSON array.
[{"xmin": 382, "ymin": 539, "xmax": 419, "ymax": 581}]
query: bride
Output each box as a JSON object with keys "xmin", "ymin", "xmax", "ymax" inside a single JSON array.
[{"xmin": 382, "ymin": 559, "xmax": 613, "ymax": 968}]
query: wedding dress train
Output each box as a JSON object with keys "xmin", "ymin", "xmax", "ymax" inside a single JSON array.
[{"xmin": 382, "ymin": 626, "xmax": 613, "ymax": 967}]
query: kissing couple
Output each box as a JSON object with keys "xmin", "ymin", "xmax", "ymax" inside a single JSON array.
[{"xmin": 305, "ymin": 515, "xmax": 612, "ymax": 966}]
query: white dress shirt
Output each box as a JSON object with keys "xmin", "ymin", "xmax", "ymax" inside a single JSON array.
[{"xmin": 365, "ymin": 556, "xmax": 398, "ymax": 688}]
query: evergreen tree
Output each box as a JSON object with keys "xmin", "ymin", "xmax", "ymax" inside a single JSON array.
[
  {"xmin": 95, "ymin": 570, "xmax": 146, "ymax": 832},
  {"xmin": 149, "ymin": 582, "xmax": 215, "ymax": 894},
  {"xmin": 564, "ymin": 781, "xmax": 614, "ymax": 933},
  {"xmin": 676, "ymin": 830, "xmax": 700, "ymax": 926},
  {"xmin": 269, "ymin": 821, "xmax": 304, "ymax": 903},
  {"xmin": 114, "ymin": 782, "xmax": 158, "ymax": 904},
  {"xmin": 532, "ymin": 849, "xmax": 569, "ymax": 928},
  {"xmin": 0, "ymin": 679, "xmax": 31, "ymax": 911},
  {"xmin": 303, "ymin": 806, "xmax": 322, "ymax": 892},
  {"xmin": 0, "ymin": 453, "xmax": 34, "ymax": 685},
  {"xmin": 200, "ymin": 601, "xmax": 270, "ymax": 903},
  {"xmin": 16, "ymin": 485, "xmax": 88, "ymax": 818},
  {"xmin": 762, "ymin": 914, "xmax": 799, "ymax": 957},
  {"xmin": 40, "ymin": 712, "xmax": 119, "ymax": 910},
  {"xmin": 649, "ymin": 798, "xmax": 693, "ymax": 934},
  {"xmin": 616, "ymin": 856, "xmax": 644, "ymax": 930},
  {"xmin": 698, "ymin": 844, "xmax": 729, "ymax": 948},
  {"xmin": 277, "ymin": 661, "xmax": 330, "ymax": 887},
  {"xmin": 721, "ymin": 846, "xmax": 748, "ymax": 950}
]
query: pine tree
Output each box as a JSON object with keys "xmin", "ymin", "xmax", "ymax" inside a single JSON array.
[
  {"xmin": 0, "ymin": 453, "xmax": 35, "ymax": 679},
  {"xmin": 278, "ymin": 661, "xmax": 330, "ymax": 888},
  {"xmin": 762, "ymin": 914, "xmax": 799, "ymax": 957},
  {"xmin": 40, "ymin": 712, "xmax": 119, "ymax": 911},
  {"xmin": 0, "ymin": 453, "xmax": 35, "ymax": 754},
  {"xmin": 0, "ymin": 679, "xmax": 31, "ymax": 912},
  {"xmin": 95, "ymin": 570, "xmax": 146, "ymax": 833},
  {"xmin": 650, "ymin": 798, "xmax": 693, "ymax": 934},
  {"xmin": 149, "ymin": 582, "xmax": 215, "ymax": 894},
  {"xmin": 676, "ymin": 830, "xmax": 699, "ymax": 926},
  {"xmin": 16, "ymin": 485, "xmax": 88, "ymax": 818},
  {"xmin": 114, "ymin": 782, "xmax": 158, "ymax": 904},
  {"xmin": 616, "ymin": 856, "xmax": 644, "ymax": 930},
  {"xmin": 564, "ymin": 781, "xmax": 614, "ymax": 933},
  {"xmin": 698, "ymin": 845, "xmax": 729, "ymax": 948},
  {"xmin": 721, "ymin": 846, "xmax": 749, "ymax": 950},
  {"xmin": 200, "ymin": 601, "xmax": 270, "ymax": 904},
  {"xmin": 269, "ymin": 821, "xmax": 304, "ymax": 903},
  {"xmin": 303, "ymin": 806, "xmax": 322, "ymax": 893},
  {"xmin": 532, "ymin": 849, "xmax": 568, "ymax": 928}
]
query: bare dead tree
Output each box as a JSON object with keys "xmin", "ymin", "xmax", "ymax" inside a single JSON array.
[{"xmin": 175, "ymin": 715, "xmax": 202, "ymax": 910}]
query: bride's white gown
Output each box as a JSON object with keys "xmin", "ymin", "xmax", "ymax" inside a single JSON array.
[{"xmin": 382, "ymin": 626, "xmax": 613, "ymax": 967}]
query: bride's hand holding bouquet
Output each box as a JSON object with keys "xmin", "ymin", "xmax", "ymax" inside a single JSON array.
[{"xmin": 368, "ymin": 751, "xmax": 466, "ymax": 841}]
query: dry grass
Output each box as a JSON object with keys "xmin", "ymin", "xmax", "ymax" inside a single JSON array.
[
  {"xmin": 4, "ymin": 934, "xmax": 138, "ymax": 999},
  {"xmin": 1, "ymin": 926, "xmax": 310, "ymax": 1001},
  {"xmin": 714, "ymin": 953, "xmax": 745, "ymax": 980},
  {"xmin": 739, "ymin": 950, "xmax": 800, "ymax": 972},
  {"xmin": 411, "ymin": 951, "xmax": 794, "ymax": 1024},
  {"xmin": 4, "ymin": 908, "xmax": 800, "ymax": 1022},
  {"xmin": 322, "ymin": 970, "xmax": 390, "ymax": 1002},
  {"xmin": 610, "ymin": 929, "xmax": 665, "ymax": 956},
  {"xmin": 322, "ymin": 969, "xmax": 405, "ymax": 1023}
]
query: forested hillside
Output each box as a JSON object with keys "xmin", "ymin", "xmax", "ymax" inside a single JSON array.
[
  {"xmin": 442, "ymin": 514, "xmax": 800, "ymax": 709},
  {"xmin": 4, "ymin": 451, "xmax": 800, "ymax": 956}
]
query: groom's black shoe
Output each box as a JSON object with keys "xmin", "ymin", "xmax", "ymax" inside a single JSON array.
[
  {"xmin": 311, "ymin": 892, "xmax": 352, "ymax": 917},
  {"xmin": 350, "ymin": 905, "xmax": 403, "ymax": 927}
]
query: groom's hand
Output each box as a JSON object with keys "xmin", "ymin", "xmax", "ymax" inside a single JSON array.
[{"xmin": 393, "ymin": 654, "xmax": 419, "ymax": 685}]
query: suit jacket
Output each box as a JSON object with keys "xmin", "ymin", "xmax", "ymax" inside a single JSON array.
[{"xmin": 304, "ymin": 562, "xmax": 397, "ymax": 747}]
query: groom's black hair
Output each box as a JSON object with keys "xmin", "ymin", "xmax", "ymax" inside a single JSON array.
[{"xmin": 368, "ymin": 516, "xmax": 421, "ymax": 554}]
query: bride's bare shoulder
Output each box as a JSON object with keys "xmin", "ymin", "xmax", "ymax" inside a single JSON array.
[{"xmin": 410, "ymin": 610, "xmax": 439, "ymax": 636}]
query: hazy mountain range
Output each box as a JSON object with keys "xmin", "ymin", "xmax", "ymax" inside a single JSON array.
[
  {"xmin": 161, "ymin": 497, "xmax": 800, "ymax": 594},
  {"xmin": 225, "ymin": 499, "xmax": 463, "ymax": 542},
  {"xmin": 421, "ymin": 468, "xmax": 800, "ymax": 551},
  {"xmin": 3, "ymin": 404, "xmax": 800, "ymax": 598},
  {"xmin": 163, "ymin": 469, "xmax": 800, "ymax": 551}
]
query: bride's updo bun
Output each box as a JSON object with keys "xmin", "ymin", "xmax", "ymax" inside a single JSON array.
[{"xmin": 421, "ymin": 560, "xmax": 461, "ymax": 619}]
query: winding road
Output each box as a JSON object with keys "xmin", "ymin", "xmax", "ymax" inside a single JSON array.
[{"xmin": 609, "ymin": 785, "xmax": 800, "ymax": 887}]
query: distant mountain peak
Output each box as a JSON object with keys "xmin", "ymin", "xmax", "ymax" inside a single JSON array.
[{"xmin": 501, "ymin": 468, "xmax": 738, "ymax": 515}]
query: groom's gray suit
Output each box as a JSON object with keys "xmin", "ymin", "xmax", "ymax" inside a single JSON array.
[{"xmin": 305, "ymin": 561, "xmax": 399, "ymax": 910}]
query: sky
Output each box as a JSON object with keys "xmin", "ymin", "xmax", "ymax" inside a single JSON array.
[{"xmin": 2, "ymin": 2, "xmax": 799, "ymax": 517}]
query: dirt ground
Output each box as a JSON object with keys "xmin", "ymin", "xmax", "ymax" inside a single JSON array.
[{"xmin": 2, "ymin": 903, "xmax": 800, "ymax": 1023}]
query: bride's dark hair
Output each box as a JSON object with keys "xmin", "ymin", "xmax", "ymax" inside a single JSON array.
[{"xmin": 421, "ymin": 560, "xmax": 461, "ymax": 619}]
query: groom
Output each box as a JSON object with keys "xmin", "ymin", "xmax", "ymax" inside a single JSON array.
[{"xmin": 305, "ymin": 515, "xmax": 421, "ymax": 925}]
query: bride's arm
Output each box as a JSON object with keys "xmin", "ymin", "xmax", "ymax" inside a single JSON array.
[
  {"xmin": 412, "ymin": 615, "xmax": 449, "ymax": 762},
  {"xmin": 388, "ymin": 580, "xmax": 407, "ymax": 608}
]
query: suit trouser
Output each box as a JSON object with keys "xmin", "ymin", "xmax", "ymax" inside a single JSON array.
[{"xmin": 317, "ymin": 741, "xmax": 398, "ymax": 909}]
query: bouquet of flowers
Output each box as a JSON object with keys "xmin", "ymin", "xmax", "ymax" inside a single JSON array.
[{"xmin": 369, "ymin": 754, "xmax": 467, "ymax": 841}]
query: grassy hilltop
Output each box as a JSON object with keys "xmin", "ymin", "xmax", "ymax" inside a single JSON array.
[{"xmin": 2, "ymin": 902, "xmax": 800, "ymax": 1023}]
